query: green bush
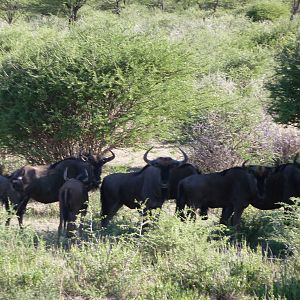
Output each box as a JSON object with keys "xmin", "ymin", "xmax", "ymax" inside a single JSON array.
[
  {"xmin": 0, "ymin": 15, "xmax": 197, "ymax": 163},
  {"xmin": 245, "ymin": 1, "xmax": 290, "ymax": 22},
  {"xmin": 267, "ymin": 35, "xmax": 300, "ymax": 127}
]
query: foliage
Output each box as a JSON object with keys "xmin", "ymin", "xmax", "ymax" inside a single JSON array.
[
  {"xmin": 267, "ymin": 35, "xmax": 300, "ymax": 128},
  {"xmin": 183, "ymin": 111, "xmax": 300, "ymax": 172},
  {"xmin": 245, "ymin": 1, "xmax": 290, "ymax": 22},
  {"xmin": 0, "ymin": 16, "xmax": 197, "ymax": 163},
  {"xmin": 0, "ymin": 0, "xmax": 29, "ymax": 23}
]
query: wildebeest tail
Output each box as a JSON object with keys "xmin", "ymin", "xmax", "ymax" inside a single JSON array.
[
  {"xmin": 61, "ymin": 188, "xmax": 71, "ymax": 227},
  {"xmin": 176, "ymin": 181, "xmax": 186, "ymax": 214}
]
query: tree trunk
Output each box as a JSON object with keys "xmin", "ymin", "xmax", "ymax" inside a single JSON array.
[
  {"xmin": 213, "ymin": 0, "xmax": 219, "ymax": 13},
  {"xmin": 290, "ymin": 0, "xmax": 300, "ymax": 20}
]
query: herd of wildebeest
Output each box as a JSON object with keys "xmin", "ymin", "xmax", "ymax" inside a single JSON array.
[{"xmin": 0, "ymin": 147, "xmax": 300, "ymax": 241}]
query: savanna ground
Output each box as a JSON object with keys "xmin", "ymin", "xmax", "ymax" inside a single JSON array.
[{"xmin": 1, "ymin": 0, "xmax": 300, "ymax": 299}]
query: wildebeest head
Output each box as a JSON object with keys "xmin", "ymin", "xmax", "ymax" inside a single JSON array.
[
  {"xmin": 63, "ymin": 167, "xmax": 89, "ymax": 183},
  {"xmin": 80, "ymin": 149, "xmax": 115, "ymax": 187},
  {"xmin": 143, "ymin": 147, "xmax": 188, "ymax": 186},
  {"xmin": 246, "ymin": 165, "xmax": 275, "ymax": 198}
]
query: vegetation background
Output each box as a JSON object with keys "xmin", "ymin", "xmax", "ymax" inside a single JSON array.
[{"xmin": 0, "ymin": 0, "xmax": 300, "ymax": 299}]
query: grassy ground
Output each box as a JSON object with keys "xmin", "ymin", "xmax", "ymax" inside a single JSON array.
[
  {"xmin": 2, "ymin": 182, "xmax": 300, "ymax": 300},
  {"xmin": 1, "ymin": 148, "xmax": 300, "ymax": 299}
]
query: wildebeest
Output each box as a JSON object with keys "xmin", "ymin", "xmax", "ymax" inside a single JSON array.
[
  {"xmin": 168, "ymin": 163, "xmax": 201, "ymax": 200},
  {"xmin": 176, "ymin": 167, "xmax": 262, "ymax": 226},
  {"xmin": 57, "ymin": 171, "xmax": 89, "ymax": 242},
  {"xmin": 0, "ymin": 174, "xmax": 22, "ymax": 225},
  {"xmin": 10, "ymin": 150, "xmax": 115, "ymax": 226},
  {"xmin": 248, "ymin": 158, "xmax": 300, "ymax": 210},
  {"xmin": 100, "ymin": 147, "xmax": 190, "ymax": 227}
]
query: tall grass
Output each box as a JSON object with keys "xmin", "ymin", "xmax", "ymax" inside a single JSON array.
[{"xmin": 0, "ymin": 203, "xmax": 300, "ymax": 299}]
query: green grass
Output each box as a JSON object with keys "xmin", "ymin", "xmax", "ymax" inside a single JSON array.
[{"xmin": 1, "ymin": 198, "xmax": 300, "ymax": 300}]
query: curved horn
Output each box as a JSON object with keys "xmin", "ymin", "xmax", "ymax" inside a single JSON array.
[
  {"xmin": 178, "ymin": 148, "xmax": 188, "ymax": 164},
  {"xmin": 63, "ymin": 167, "xmax": 69, "ymax": 181},
  {"xmin": 101, "ymin": 150, "xmax": 115, "ymax": 164},
  {"xmin": 242, "ymin": 160, "xmax": 249, "ymax": 168},
  {"xmin": 143, "ymin": 147, "xmax": 154, "ymax": 165}
]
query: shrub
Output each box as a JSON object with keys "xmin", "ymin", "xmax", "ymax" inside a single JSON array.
[
  {"xmin": 0, "ymin": 16, "xmax": 197, "ymax": 163},
  {"xmin": 267, "ymin": 35, "xmax": 300, "ymax": 128},
  {"xmin": 245, "ymin": 1, "xmax": 290, "ymax": 22}
]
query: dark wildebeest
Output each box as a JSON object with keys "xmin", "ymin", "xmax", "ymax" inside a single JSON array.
[
  {"xmin": 57, "ymin": 170, "xmax": 89, "ymax": 242},
  {"xmin": 176, "ymin": 166, "xmax": 262, "ymax": 227},
  {"xmin": 247, "ymin": 157, "xmax": 300, "ymax": 210},
  {"xmin": 168, "ymin": 163, "xmax": 201, "ymax": 200},
  {"xmin": 0, "ymin": 174, "xmax": 22, "ymax": 225},
  {"xmin": 100, "ymin": 147, "xmax": 190, "ymax": 227},
  {"xmin": 10, "ymin": 150, "xmax": 115, "ymax": 226}
]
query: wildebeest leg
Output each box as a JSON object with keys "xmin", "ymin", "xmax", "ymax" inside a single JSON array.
[
  {"xmin": 182, "ymin": 205, "xmax": 197, "ymax": 221},
  {"xmin": 78, "ymin": 202, "xmax": 88, "ymax": 237},
  {"xmin": 231, "ymin": 206, "xmax": 245, "ymax": 229},
  {"xmin": 57, "ymin": 209, "xmax": 64, "ymax": 245},
  {"xmin": 4, "ymin": 197, "xmax": 11, "ymax": 226},
  {"xmin": 0, "ymin": 194, "xmax": 11, "ymax": 225},
  {"xmin": 220, "ymin": 206, "xmax": 234, "ymax": 225},
  {"xmin": 176, "ymin": 182, "xmax": 187, "ymax": 221},
  {"xmin": 16, "ymin": 196, "xmax": 30, "ymax": 228},
  {"xmin": 175, "ymin": 203, "xmax": 186, "ymax": 221},
  {"xmin": 66, "ymin": 212, "xmax": 77, "ymax": 241},
  {"xmin": 101, "ymin": 202, "xmax": 122, "ymax": 228},
  {"xmin": 199, "ymin": 206, "xmax": 208, "ymax": 220}
]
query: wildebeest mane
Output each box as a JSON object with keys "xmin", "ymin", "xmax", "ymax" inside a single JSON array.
[
  {"xmin": 176, "ymin": 163, "xmax": 201, "ymax": 173},
  {"xmin": 49, "ymin": 157, "xmax": 78, "ymax": 169},
  {"xmin": 133, "ymin": 164, "xmax": 151, "ymax": 175},
  {"xmin": 219, "ymin": 166, "xmax": 244, "ymax": 176}
]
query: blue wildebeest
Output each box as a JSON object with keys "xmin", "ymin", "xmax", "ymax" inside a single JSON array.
[
  {"xmin": 0, "ymin": 174, "xmax": 22, "ymax": 225},
  {"xmin": 10, "ymin": 150, "xmax": 115, "ymax": 226},
  {"xmin": 247, "ymin": 156, "xmax": 300, "ymax": 210},
  {"xmin": 100, "ymin": 147, "xmax": 191, "ymax": 227},
  {"xmin": 57, "ymin": 169, "xmax": 89, "ymax": 242},
  {"xmin": 176, "ymin": 166, "xmax": 262, "ymax": 227}
]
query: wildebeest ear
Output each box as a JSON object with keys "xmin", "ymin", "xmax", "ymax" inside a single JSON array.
[
  {"xmin": 63, "ymin": 167, "xmax": 69, "ymax": 181},
  {"xmin": 272, "ymin": 157, "xmax": 281, "ymax": 166},
  {"xmin": 80, "ymin": 155, "xmax": 88, "ymax": 162}
]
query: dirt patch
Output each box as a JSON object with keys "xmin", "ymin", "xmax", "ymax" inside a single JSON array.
[{"xmin": 106, "ymin": 145, "xmax": 189, "ymax": 168}]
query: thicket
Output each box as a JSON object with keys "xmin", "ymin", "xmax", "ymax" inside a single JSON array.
[
  {"xmin": 245, "ymin": 1, "xmax": 290, "ymax": 22},
  {"xmin": 0, "ymin": 6, "xmax": 299, "ymax": 164},
  {"xmin": 0, "ymin": 14, "xmax": 198, "ymax": 163}
]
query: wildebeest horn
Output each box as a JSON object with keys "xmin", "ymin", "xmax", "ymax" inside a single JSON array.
[
  {"xmin": 143, "ymin": 147, "xmax": 154, "ymax": 164},
  {"xmin": 63, "ymin": 167, "xmax": 69, "ymax": 181},
  {"xmin": 242, "ymin": 160, "xmax": 249, "ymax": 168},
  {"xmin": 178, "ymin": 148, "xmax": 188, "ymax": 164},
  {"xmin": 101, "ymin": 150, "xmax": 115, "ymax": 163}
]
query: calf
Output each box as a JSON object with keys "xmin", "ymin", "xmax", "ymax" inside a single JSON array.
[{"xmin": 58, "ymin": 178, "xmax": 89, "ymax": 242}]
